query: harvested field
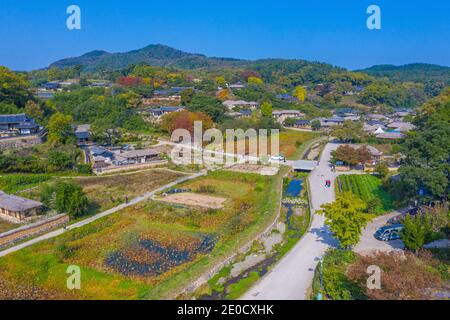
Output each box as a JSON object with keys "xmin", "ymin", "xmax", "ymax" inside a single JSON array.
[
  {"xmin": 0, "ymin": 169, "xmax": 286, "ymax": 300},
  {"xmin": 156, "ymin": 193, "xmax": 227, "ymax": 209},
  {"xmin": 23, "ymin": 169, "xmax": 186, "ymax": 215},
  {"xmin": 226, "ymin": 164, "xmax": 279, "ymax": 176}
]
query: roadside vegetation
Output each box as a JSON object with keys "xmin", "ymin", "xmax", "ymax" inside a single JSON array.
[{"xmin": 312, "ymin": 248, "xmax": 449, "ymax": 300}]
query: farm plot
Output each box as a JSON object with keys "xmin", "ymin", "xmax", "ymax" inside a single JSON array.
[
  {"xmin": 222, "ymin": 130, "xmax": 319, "ymax": 160},
  {"xmin": 0, "ymin": 169, "xmax": 284, "ymax": 300},
  {"xmin": 337, "ymin": 174, "xmax": 394, "ymax": 214},
  {"xmin": 23, "ymin": 169, "xmax": 186, "ymax": 215},
  {"xmin": 226, "ymin": 164, "xmax": 279, "ymax": 176},
  {"xmin": 155, "ymin": 193, "xmax": 226, "ymax": 209}
]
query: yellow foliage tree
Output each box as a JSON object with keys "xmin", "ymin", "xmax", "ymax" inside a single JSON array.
[
  {"xmin": 293, "ymin": 86, "xmax": 307, "ymax": 102},
  {"xmin": 247, "ymin": 77, "xmax": 264, "ymax": 85}
]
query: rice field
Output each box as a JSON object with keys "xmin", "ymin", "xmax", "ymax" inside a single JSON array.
[{"xmin": 0, "ymin": 169, "xmax": 285, "ymax": 300}]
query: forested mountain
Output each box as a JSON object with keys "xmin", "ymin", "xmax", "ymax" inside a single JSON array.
[
  {"xmin": 50, "ymin": 44, "xmax": 246, "ymax": 71},
  {"xmin": 359, "ymin": 63, "xmax": 450, "ymax": 84}
]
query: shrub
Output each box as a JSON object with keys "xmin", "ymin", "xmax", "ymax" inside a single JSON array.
[
  {"xmin": 42, "ymin": 181, "xmax": 89, "ymax": 218},
  {"xmin": 196, "ymin": 185, "xmax": 216, "ymax": 194}
]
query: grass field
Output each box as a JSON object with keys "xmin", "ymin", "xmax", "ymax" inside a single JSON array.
[
  {"xmin": 0, "ymin": 169, "xmax": 285, "ymax": 300},
  {"xmin": 278, "ymin": 130, "xmax": 320, "ymax": 160},
  {"xmin": 337, "ymin": 174, "xmax": 394, "ymax": 214},
  {"xmin": 0, "ymin": 220, "xmax": 16, "ymax": 234},
  {"xmin": 22, "ymin": 169, "xmax": 186, "ymax": 215},
  {"xmin": 0, "ymin": 174, "xmax": 53, "ymax": 194}
]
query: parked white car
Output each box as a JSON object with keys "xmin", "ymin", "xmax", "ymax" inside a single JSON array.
[{"xmin": 270, "ymin": 155, "xmax": 286, "ymax": 162}]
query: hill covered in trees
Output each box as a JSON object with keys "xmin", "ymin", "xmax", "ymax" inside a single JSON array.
[
  {"xmin": 359, "ymin": 63, "xmax": 450, "ymax": 85},
  {"xmin": 50, "ymin": 44, "xmax": 246, "ymax": 71}
]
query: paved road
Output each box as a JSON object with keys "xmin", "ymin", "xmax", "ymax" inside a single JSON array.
[
  {"xmin": 354, "ymin": 211, "xmax": 404, "ymax": 255},
  {"xmin": 242, "ymin": 143, "xmax": 340, "ymax": 300},
  {"xmin": 0, "ymin": 171, "xmax": 206, "ymax": 258}
]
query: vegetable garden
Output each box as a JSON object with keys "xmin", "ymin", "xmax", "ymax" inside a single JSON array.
[{"xmin": 337, "ymin": 174, "xmax": 394, "ymax": 214}]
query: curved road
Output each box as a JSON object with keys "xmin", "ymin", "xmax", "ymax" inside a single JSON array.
[{"xmin": 242, "ymin": 143, "xmax": 340, "ymax": 300}]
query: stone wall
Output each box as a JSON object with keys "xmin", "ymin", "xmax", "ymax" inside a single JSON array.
[{"xmin": 0, "ymin": 133, "xmax": 45, "ymax": 152}]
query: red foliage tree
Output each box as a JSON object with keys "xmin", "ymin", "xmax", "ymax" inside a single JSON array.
[{"xmin": 117, "ymin": 76, "xmax": 145, "ymax": 87}]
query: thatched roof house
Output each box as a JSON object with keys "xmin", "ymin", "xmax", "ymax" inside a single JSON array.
[{"xmin": 0, "ymin": 191, "xmax": 43, "ymax": 223}]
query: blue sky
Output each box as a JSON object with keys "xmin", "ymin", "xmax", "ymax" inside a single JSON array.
[{"xmin": 0, "ymin": 0, "xmax": 449, "ymax": 71}]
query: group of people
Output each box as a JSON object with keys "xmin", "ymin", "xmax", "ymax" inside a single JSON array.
[{"xmin": 324, "ymin": 180, "xmax": 331, "ymax": 188}]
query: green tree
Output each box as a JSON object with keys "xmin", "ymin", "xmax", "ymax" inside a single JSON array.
[
  {"xmin": 260, "ymin": 101, "xmax": 273, "ymax": 118},
  {"xmin": 47, "ymin": 150, "xmax": 74, "ymax": 171},
  {"xmin": 331, "ymin": 121, "xmax": 365, "ymax": 143},
  {"xmin": 401, "ymin": 214, "xmax": 429, "ymax": 252},
  {"xmin": 24, "ymin": 100, "xmax": 44, "ymax": 122},
  {"xmin": 311, "ymin": 119, "xmax": 321, "ymax": 131},
  {"xmin": 48, "ymin": 112, "xmax": 75, "ymax": 145},
  {"xmin": 53, "ymin": 182, "xmax": 89, "ymax": 218},
  {"xmin": 319, "ymin": 193, "xmax": 372, "ymax": 249},
  {"xmin": 0, "ymin": 66, "xmax": 32, "ymax": 107},
  {"xmin": 68, "ymin": 188, "xmax": 90, "ymax": 218},
  {"xmin": 374, "ymin": 162, "xmax": 389, "ymax": 180}
]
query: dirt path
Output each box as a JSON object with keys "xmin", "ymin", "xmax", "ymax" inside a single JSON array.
[{"xmin": 0, "ymin": 171, "xmax": 206, "ymax": 258}]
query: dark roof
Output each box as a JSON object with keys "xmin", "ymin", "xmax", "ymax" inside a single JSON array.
[
  {"xmin": 239, "ymin": 109, "xmax": 253, "ymax": 116},
  {"xmin": 275, "ymin": 93, "xmax": 295, "ymax": 100},
  {"xmin": 325, "ymin": 116, "xmax": 345, "ymax": 123},
  {"xmin": 0, "ymin": 114, "xmax": 29, "ymax": 124},
  {"xmin": 295, "ymin": 119, "xmax": 310, "ymax": 125},
  {"xmin": 16, "ymin": 122, "xmax": 39, "ymax": 129},
  {"xmin": 335, "ymin": 108, "xmax": 358, "ymax": 116},
  {"xmin": 366, "ymin": 120, "xmax": 386, "ymax": 126},
  {"xmin": 75, "ymin": 131, "xmax": 90, "ymax": 139}
]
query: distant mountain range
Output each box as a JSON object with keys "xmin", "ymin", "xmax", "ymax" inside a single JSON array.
[
  {"xmin": 358, "ymin": 63, "xmax": 450, "ymax": 83},
  {"xmin": 49, "ymin": 44, "xmax": 246, "ymax": 71},
  {"xmin": 49, "ymin": 44, "xmax": 450, "ymax": 85}
]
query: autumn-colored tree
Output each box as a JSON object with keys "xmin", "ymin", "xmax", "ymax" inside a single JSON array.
[
  {"xmin": 247, "ymin": 76, "xmax": 264, "ymax": 85},
  {"xmin": 347, "ymin": 251, "xmax": 443, "ymax": 300},
  {"xmin": 334, "ymin": 145, "xmax": 360, "ymax": 166},
  {"xmin": 161, "ymin": 110, "xmax": 213, "ymax": 135},
  {"xmin": 241, "ymin": 70, "xmax": 261, "ymax": 81},
  {"xmin": 357, "ymin": 146, "xmax": 372, "ymax": 164},
  {"xmin": 293, "ymin": 85, "xmax": 307, "ymax": 102},
  {"xmin": 319, "ymin": 193, "xmax": 372, "ymax": 249},
  {"xmin": 216, "ymin": 89, "xmax": 231, "ymax": 101},
  {"xmin": 215, "ymin": 76, "xmax": 226, "ymax": 87},
  {"xmin": 117, "ymin": 76, "xmax": 145, "ymax": 87}
]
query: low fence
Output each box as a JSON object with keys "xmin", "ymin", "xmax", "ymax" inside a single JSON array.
[{"xmin": 0, "ymin": 214, "xmax": 69, "ymax": 249}]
